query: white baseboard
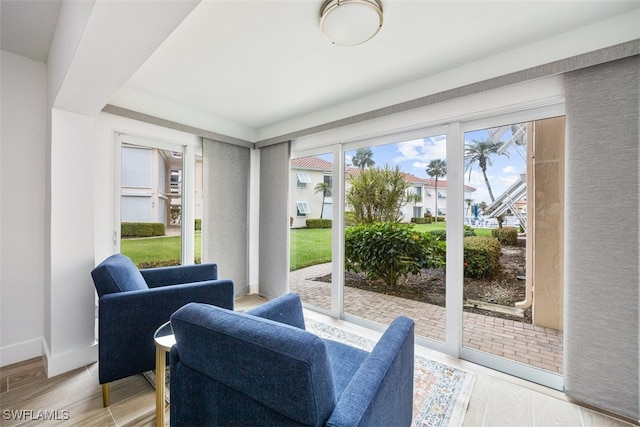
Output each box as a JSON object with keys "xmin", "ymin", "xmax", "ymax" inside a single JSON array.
[
  {"xmin": 42, "ymin": 340, "xmax": 98, "ymax": 377},
  {"xmin": 0, "ymin": 338, "xmax": 43, "ymax": 367}
]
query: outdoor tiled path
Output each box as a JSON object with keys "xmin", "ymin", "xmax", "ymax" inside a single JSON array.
[{"xmin": 290, "ymin": 263, "xmax": 563, "ymax": 374}]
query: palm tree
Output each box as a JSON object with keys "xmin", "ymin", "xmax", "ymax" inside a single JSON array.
[
  {"xmin": 352, "ymin": 148, "xmax": 375, "ymax": 169},
  {"xmin": 465, "ymin": 198, "xmax": 474, "ymax": 217},
  {"xmin": 426, "ymin": 159, "xmax": 446, "ymax": 222},
  {"xmin": 464, "ymin": 139, "xmax": 509, "ymax": 202},
  {"xmin": 314, "ymin": 182, "xmax": 330, "ymax": 219},
  {"xmin": 478, "ymin": 201, "xmax": 488, "ymax": 215}
]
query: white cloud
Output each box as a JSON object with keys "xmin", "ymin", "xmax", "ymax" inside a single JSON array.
[
  {"xmin": 395, "ymin": 137, "xmax": 447, "ymax": 163},
  {"xmin": 344, "ymin": 153, "xmax": 354, "ymax": 166},
  {"xmin": 502, "ymin": 165, "xmax": 517, "ymax": 174},
  {"xmin": 395, "ymin": 139, "xmax": 425, "ymax": 161},
  {"xmin": 412, "ymin": 161, "xmax": 428, "ymax": 170}
]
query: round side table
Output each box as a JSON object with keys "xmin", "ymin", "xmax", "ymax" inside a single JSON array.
[{"xmin": 154, "ymin": 321, "xmax": 175, "ymax": 427}]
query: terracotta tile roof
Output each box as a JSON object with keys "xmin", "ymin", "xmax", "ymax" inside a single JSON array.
[
  {"xmin": 291, "ymin": 156, "xmax": 333, "ymax": 171},
  {"xmin": 292, "ymin": 157, "xmax": 475, "ymax": 191}
]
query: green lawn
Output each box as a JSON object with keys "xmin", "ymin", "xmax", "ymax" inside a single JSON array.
[
  {"xmin": 122, "ymin": 225, "xmax": 491, "ymax": 270},
  {"xmin": 121, "ymin": 232, "xmax": 202, "ymax": 266},
  {"xmin": 290, "ymin": 228, "xmax": 332, "ymax": 271}
]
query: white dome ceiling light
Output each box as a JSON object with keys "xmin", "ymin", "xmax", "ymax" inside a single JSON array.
[{"xmin": 320, "ymin": 0, "xmax": 384, "ymax": 46}]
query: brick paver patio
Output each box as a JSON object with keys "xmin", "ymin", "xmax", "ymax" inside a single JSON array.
[{"xmin": 290, "ymin": 263, "xmax": 563, "ymax": 374}]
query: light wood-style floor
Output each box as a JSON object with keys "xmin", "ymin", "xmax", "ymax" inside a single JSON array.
[{"xmin": 1, "ymin": 295, "xmax": 636, "ymax": 427}]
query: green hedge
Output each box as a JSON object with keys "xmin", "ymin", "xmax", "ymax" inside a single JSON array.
[
  {"xmin": 137, "ymin": 257, "xmax": 201, "ymax": 269},
  {"xmin": 429, "ymin": 229, "xmax": 447, "ymax": 241},
  {"xmin": 463, "ymin": 236, "xmax": 501, "ymax": 279},
  {"xmin": 195, "ymin": 219, "xmax": 202, "ymax": 231},
  {"xmin": 306, "ymin": 219, "xmax": 332, "ymax": 229},
  {"xmin": 411, "ymin": 217, "xmax": 427, "ymax": 224},
  {"xmin": 491, "ymin": 227, "xmax": 519, "ymax": 246},
  {"xmin": 429, "ymin": 227, "xmax": 476, "ymax": 242},
  {"xmin": 121, "ymin": 222, "xmax": 165, "ymax": 238}
]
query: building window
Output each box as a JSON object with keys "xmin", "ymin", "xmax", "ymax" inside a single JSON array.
[
  {"xmin": 296, "ymin": 201, "xmax": 312, "ymax": 216},
  {"xmin": 438, "ymin": 191, "xmax": 446, "ymax": 199},
  {"xmin": 413, "ymin": 206, "xmax": 422, "ymax": 218},
  {"xmin": 297, "ymin": 172, "xmax": 312, "ymax": 188},
  {"xmin": 426, "ymin": 190, "xmax": 433, "ymax": 197},
  {"xmin": 323, "ymin": 175, "xmax": 333, "ymax": 197}
]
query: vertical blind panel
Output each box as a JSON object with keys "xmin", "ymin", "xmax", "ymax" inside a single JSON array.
[
  {"xmin": 564, "ymin": 56, "xmax": 639, "ymax": 421},
  {"xmin": 258, "ymin": 141, "xmax": 290, "ymax": 299},
  {"xmin": 202, "ymin": 138, "xmax": 250, "ymax": 296}
]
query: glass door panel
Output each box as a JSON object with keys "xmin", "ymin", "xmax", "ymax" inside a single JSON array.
[
  {"xmin": 343, "ymin": 136, "xmax": 448, "ymax": 342},
  {"xmin": 289, "ymin": 152, "xmax": 334, "ymax": 312},
  {"xmin": 120, "ymin": 143, "xmax": 183, "ymax": 267},
  {"xmin": 461, "ymin": 118, "xmax": 564, "ymax": 378}
]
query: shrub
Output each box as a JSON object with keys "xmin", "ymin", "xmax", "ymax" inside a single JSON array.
[
  {"xmin": 429, "ymin": 227, "xmax": 475, "ymax": 242},
  {"xmin": 429, "ymin": 229, "xmax": 447, "ymax": 241},
  {"xmin": 345, "ymin": 222, "xmax": 445, "ymax": 287},
  {"xmin": 463, "ymin": 236, "xmax": 501, "ymax": 279},
  {"xmin": 491, "ymin": 227, "xmax": 518, "ymax": 245},
  {"xmin": 306, "ymin": 219, "xmax": 332, "ymax": 229},
  {"xmin": 412, "ymin": 217, "xmax": 427, "ymax": 224},
  {"xmin": 137, "ymin": 257, "xmax": 201, "ymax": 269},
  {"xmin": 121, "ymin": 222, "xmax": 165, "ymax": 238},
  {"xmin": 195, "ymin": 219, "xmax": 202, "ymax": 231}
]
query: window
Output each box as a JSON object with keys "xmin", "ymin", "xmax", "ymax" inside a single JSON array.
[
  {"xmin": 323, "ymin": 175, "xmax": 333, "ymax": 197},
  {"xmin": 426, "ymin": 190, "xmax": 433, "ymax": 197},
  {"xmin": 297, "ymin": 172, "xmax": 312, "ymax": 188},
  {"xmin": 296, "ymin": 201, "xmax": 312, "ymax": 216},
  {"xmin": 438, "ymin": 191, "xmax": 446, "ymax": 199}
]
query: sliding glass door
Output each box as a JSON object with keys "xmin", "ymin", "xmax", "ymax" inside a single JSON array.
[
  {"xmin": 458, "ymin": 114, "xmax": 565, "ymax": 389},
  {"xmin": 289, "ymin": 151, "xmax": 334, "ymax": 313},
  {"xmin": 289, "ymin": 105, "xmax": 565, "ymax": 389}
]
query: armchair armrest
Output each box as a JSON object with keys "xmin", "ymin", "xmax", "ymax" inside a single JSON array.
[
  {"xmin": 246, "ymin": 292, "xmax": 305, "ymax": 330},
  {"xmin": 97, "ymin": 279, "xmax": 233, "ymax": 384},
  {"xmin": 141, "ymin": 263, "xmax": 218, "ymax": 288},
  {"xmin": 326, "ymin": 316, "xmax": 415, "ymax": 427}
]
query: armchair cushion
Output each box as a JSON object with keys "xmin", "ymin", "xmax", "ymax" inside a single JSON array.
[
  {"xmin": 91, "ymin": 254, "xmax": 147, "ymax": 297},
  {"xmin": 170, "ymin": 293, "xmax": 414, "ymax": 427},
  {"xmin": 171, "ymin": 303, "xmax": 337, "ymax": 425}
]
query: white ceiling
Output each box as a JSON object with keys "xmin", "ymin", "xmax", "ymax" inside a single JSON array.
[{"xmin": 2, "ymin": 0, "xmax": 639, "ymax": 142}]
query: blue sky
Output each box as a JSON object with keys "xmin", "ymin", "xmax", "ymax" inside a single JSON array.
[{"xmin": 344, "ymin": 127, "xmax": 526, "ymax": 205}]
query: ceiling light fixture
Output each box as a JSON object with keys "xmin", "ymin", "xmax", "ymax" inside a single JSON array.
[{"xmin": 320, "ymin": 0, "xmax": 383, "ymax": 46}]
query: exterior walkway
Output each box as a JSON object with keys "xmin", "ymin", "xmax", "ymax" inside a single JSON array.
[{"xmin": 290, "ymin": 263, "xmax": 563, "ymax": 374}]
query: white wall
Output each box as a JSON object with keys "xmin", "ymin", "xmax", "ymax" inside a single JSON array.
[
  {"xmin": 44, "ymin": 109, "xmax": 98, "ymax": 376},
  {"xmin": 0, "ymin": 50, "xmax": 47, "ymax": 366}
]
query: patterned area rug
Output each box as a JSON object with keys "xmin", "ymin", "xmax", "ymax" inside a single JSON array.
[
  {"xmin": 305, "ymin": 318, "xmax": 476, "ymax": 427},
  {"xmin": 145, "ymin": 317, "xmax": 475, "ymax": 426}
]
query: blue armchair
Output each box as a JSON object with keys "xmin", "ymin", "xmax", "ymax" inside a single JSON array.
[
  {"xmin": 90, "ymin": 254, "xmax": 234, "ymax": 407},
  {"xmin": 169, "ymin": 293, "xmax": 414, "ymax": 427}
]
